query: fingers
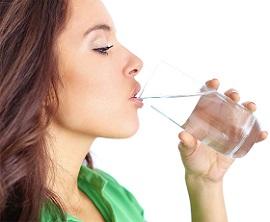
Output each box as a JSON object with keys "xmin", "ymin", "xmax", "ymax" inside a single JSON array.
[
  {"xmin": 241, "ymin": 102, "xmax": 267, "ymax": 143},
  {"xmin": 242, "ymin": 101, "xmax": 257, "ymax": 112},
  {"xmin": 179, "ymin": 131, "xmax": 196, "ymax": 147},
  {"xmin": 204, "ymin": 78, "xmax": 268, "ymax": 146},
  {"xmin": 178, "ymin": 131, "xmax": 200, "ymax": 158},
  {"xmin": 241, "ymin": 102, "xmax": 268, "ymax": 143},
  {"xmin": 206, "ymin": 79, "xmax": 220, "ymax": 90},
  {"xmin": 224, "ymin": 90, "xmax": 257, "ymax": 113},
  {"xmin": 256, "ymin": 131, "xmax": 268, "ymax": 143},
  {"xmin": 206, "ymin": 80, "xmax": 240, "ymax": 103},
  {"xmin": 224, "ymin": 88, "xmax": 240, "ymax": 103}
]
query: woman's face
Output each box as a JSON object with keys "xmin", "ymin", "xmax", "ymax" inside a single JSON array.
[{"xmin": 54, "ymin": 0, "xmax": 143, "ymax": 138}]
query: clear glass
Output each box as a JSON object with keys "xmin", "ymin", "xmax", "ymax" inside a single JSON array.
[{"xmin": 137, "ymin": 61, "xmax": 261, "ymax": 158}]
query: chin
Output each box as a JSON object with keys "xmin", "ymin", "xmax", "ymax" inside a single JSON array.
[{"xmin": 105, "ymin": 120, "xmax": 140, "ymax": 139}]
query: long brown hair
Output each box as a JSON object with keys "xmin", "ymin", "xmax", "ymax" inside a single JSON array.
[{"xmin": 0, "ymin": 1, "xmax": 93, "ymax": 221}]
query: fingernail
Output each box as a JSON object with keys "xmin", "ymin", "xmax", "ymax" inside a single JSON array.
[
  {"xmin": 180, "ymin": 131, "xmax": 196, "ymax": 148},
  {"xmin": 229, "ymin": 89, "xmax": 238, "ymax": 94},
  {"xmin": 178, "ymin": 132, "xmax": 188, "ymax": 146}
]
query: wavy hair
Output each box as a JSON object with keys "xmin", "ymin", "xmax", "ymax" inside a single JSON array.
[{"xmin": 0, "ymin": 1, "xmax": 93, "ymax": 221}]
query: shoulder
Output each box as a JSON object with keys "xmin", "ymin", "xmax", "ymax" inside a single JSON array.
[{"xmin": 93, "ymin": 167, "xmax": 145, "ymax": 221}]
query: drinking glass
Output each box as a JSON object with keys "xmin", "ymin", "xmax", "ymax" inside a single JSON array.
[{"xmin": 137, "ymin": 61, "xmax": 261, "ymax": 158}]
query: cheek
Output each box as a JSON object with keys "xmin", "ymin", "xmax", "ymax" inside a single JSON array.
[
  {"xmin": 56, "ymin": 65, "xmax": 130, "ymax": 134},
  {"xmin": 55, "ymin": 49, "xmax": 138, "ymax": 137}
]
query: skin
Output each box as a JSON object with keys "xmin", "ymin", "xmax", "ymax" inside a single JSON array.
[
  {"xmin": 178, "ymin": 79, "xmax": 268, "ymax": 222},
  {"xmin": 46, "ymin": 0, "xmax": 143, "ymax": 220},
  {"xmin": 45, "ymin": 0, "xmax": 268, "ymax": 221}
]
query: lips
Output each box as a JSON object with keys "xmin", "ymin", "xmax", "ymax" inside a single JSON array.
[{"xmin": 130, "ymin": 83, "xmax": 141, "ymax": 99}]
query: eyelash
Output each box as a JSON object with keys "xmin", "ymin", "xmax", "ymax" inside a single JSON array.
[{"xmin": 92, "ymin": 45, "xmax": 114, "ymax": 56}]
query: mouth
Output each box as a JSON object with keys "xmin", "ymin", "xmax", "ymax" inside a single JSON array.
[
  {"xmin": 130, "ymin": 83, "xmax": 142, "ymax": 99},
  {"xmin": 129, "ymin": 83, "xmax": 144, "ymax": 108}
]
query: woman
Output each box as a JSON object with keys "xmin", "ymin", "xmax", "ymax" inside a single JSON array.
[{"xmin": 0, "ymin": 0, "xmax": 267, "ymax": 222}]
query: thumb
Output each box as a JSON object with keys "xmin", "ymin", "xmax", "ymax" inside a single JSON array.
[{"xmin": 178, "ymin": 131, "xmax": 200, "ymax": 158}]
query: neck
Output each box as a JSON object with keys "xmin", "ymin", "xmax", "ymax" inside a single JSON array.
[{"xmin": 45, "ymin": 120, "xmax": 96, "ymax": 207}]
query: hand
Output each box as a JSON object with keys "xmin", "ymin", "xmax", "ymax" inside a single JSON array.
[{"xmin": 178, "ymin": 79, "xmax": 268, "ymax": 183}]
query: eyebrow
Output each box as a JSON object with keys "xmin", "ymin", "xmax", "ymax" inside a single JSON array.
[{"xmin": 83, "ymin": 24, "xmax": 112, "ymax": 37}]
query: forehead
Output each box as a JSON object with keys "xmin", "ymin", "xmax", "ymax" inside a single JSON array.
[{"xmin": 66, "ymin": 0, "xmax": 115, "ymax": 34}]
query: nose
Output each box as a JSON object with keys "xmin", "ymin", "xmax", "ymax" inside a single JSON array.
[{"xmin": 124, "ymin": 51, "xmax": 144, "ymax": 78}]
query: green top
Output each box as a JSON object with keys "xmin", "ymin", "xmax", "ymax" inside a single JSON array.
[{"xmin": 40, "ymin": 165, "xmax": 145, "ymax": 222}]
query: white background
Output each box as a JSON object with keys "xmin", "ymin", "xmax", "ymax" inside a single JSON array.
[{"xmin": 91, "ymin": 1, "xmax": 270, "ymax": 221}]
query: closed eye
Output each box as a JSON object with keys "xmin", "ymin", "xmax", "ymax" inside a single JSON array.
[{"xmin": 92, "ymin": 45, "xmax": 114, "ymax": 56}]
